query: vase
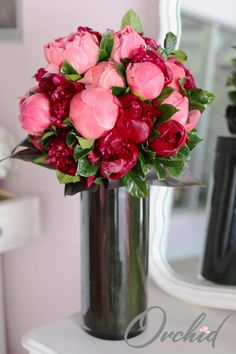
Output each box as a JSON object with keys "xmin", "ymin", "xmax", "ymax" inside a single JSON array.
[
  {"xmin": 80, "ymin": 185, "xmax": 149, "ymax": 340},
  {"xmin": 202, "ymin": 136, "xmax": 236, "ymax": 285}
]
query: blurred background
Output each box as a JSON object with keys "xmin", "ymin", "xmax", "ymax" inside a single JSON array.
[{"xmin": 0, "ymin": 0, "xmax": 236, "ymax": 353}]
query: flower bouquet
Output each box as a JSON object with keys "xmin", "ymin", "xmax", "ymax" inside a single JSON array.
[
  {"xmin": 7, "ymin": 10, "xmax": 215, "ymax": 340},
  {"xmin": 10, "ymin": 10, "xmax": 214, "ymax": 198}
]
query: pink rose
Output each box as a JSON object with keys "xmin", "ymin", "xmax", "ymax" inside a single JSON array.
[
  {"xmin": 112, "ymin": 25, "xmax": 146, "ymax": 63},
  {"xmin": 69, "ymin": 87, "xmax": 119, "ymax": 139},
  {"xmin": 163, "ymin": 91, "xmax": 201, "ymax": 132},
  {"xmin": 126, "ymin": 62, "xmax": 165, "ymax": 100},
  {"xmin": 80, "ymin": 62, "xmax": 125, "ymax": 89},
  {"xmin": 19, "ymin": 93, "xmax": 51, "ymax": 136},
  {"xmin": 165, "ymin": 60, "xmax": 185, "ymax": 89},
  {"xmin": 44, "ymin": 30, "xmax": 100, "ymax": 74}
]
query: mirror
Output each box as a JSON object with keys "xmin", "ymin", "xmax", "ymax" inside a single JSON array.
[
  {"xmin": 149, "ymin": 4, "xmax": 236, "ymax": 310},
  {"xmin": 166, "ymin": 12, "xmax": 235, "ymax": 272}
]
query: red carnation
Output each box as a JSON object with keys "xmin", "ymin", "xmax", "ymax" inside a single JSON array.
[
  {"xmin": 150, "ymin": 120, "xmax": 187, "ymax": 157},
  {"xmin": 116, "ymin": 94, "xmax": 159, "ymax": 144},
  {"xmin": 130, "ymin": 46, "xmax": 173, "ymax": 85},
  {"xmin": 96, "ymin": 130, "xmax": 139, "ymax": 179},
  {"xmin": 46, "ymin": 132, "xmax": 77, "ymax": 175}
]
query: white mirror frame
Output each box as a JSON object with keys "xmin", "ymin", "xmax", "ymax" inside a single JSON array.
[{"xmin": 149, "ymin": 0, "xmax": 236, "ymax": 311}]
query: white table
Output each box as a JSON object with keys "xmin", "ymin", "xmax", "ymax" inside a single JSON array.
[{"xmin": 22, "ymin": 279, "xmax": 236, "ymax": 354}]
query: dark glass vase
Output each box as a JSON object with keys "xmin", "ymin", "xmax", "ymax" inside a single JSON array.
[
  {"xmin": 80, "ymin": 185, "xmax": 149, "ymax": 340},
  {"xmin": 202, "ymin": 137, "xmax": 236, "ymax": 285}
]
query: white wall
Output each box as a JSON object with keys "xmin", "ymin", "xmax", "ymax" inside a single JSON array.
[
  {"xmin": 0, "ymin": 1, "xmax": 160, "ymax": 353},
  {"xmin": 182, "ymin": 0, "xmax": 236, "ymax": 28}
]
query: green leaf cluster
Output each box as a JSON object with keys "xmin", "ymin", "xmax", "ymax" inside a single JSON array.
[
  {"xmin": 187, "ymin": 88, "xmax": 215, "ymax": 113},
  {"xmin": 97, "ymin": 31, "xmax": 114, "ymax": 62},
  {"xmin": 60, "ymin": 60, "xmax": 81, "ymax": 80}
]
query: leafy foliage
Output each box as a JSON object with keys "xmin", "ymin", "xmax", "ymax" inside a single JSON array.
[{"xmin": 121, "ymin": 9, "xmax": 143, "ymax": 32}]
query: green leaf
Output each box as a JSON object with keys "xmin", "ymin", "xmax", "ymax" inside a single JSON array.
[
  {"xmin": 174, "ymin": 145, "xmax": 190, "ymax": 160},
  {"xmin": 157, "ymin": 86, "xmax": 174, "ymax": 104},
  {"xmin": 34, "ymin": 155, "xmax": 47, "ymax": 164},
  {"xmin": 231, "ymin": 58, "xmax": 236, "ymax": 67},
  {"xmin": 65, "ymin": 74, "xmax": 80, "ymax": 81},
  {"xmin": 97, "ymin": 31, "xmax": 114, "ymax": 62},
  {"xmin": 121, "ymin": 9, "xmax": 143, "ymax": 32},
  {"xmin": 164, "ymin": 32, "xmax": 177, "ymax": 54},
  {"xmin": 114, "ymin": 63, "xmax": 126, "ymax": 79},
  {"xmin": 94, "ymin": 177, "xmax": 104, "ymax": 185},
  {"xmin": 168, "ymin": 50, "xmax": 187, "ymax": 63},
  {"xmin": 141, "ymin": 146, "xmax": 156, "ymax": 160},
  {"xmin": 158, "ymin": 158, "xmax": 185, "ymax": 179},
  {"xmin": 187, "ymin": 131, "xmax": 203, "ymax": 151},
  {"xmin": 157, "ymin": 104, "xmax": 179, "ymax": 125},
  {"xmin": 40, "ymin": 131, "xmax": 55, "ymax": 148},
  {"xmin": 61, "ymin": 60, "xmax": 80, "ymax": 76},
  {"xmin": 139, "ymin": 151, "xmax": 152, "ymax": 176},
  {"xmin": 56, "ymin": 170, "xmax": 80, "ymax": 184},
  {"xmin": 112, "ymin": 86, "xmax": 128, "ymax": 96},
  {"xmin": 153, "ymin": 159, "xmax": 167, "ymax": 180},
  {"xmin": 121, "ymin": 170, "xmax": 148, "ymax": 198},
  {"xmin": 78, "ymin": 137, "xmax": 94, "ymax": 150},
  {"xmin": 73, "ymin": 145, "xmax": 92, "ymax": 161},
  {"xmin": 77, "ymin": 157, "xmax": 99, "ymax": 177},
  {"xmin": 228, "ymin": 91, "xmax": 236, "ymax": 105},
  {"xmin": 187, "ymin": 88, "xmax": 215, "ymax": 113},
  {"xmin": 63, "ymin": 118, "xmax": 74, "ymax": 127},
  {"xmin": 66, "ymin": 131, "xmax": 78, "ymax": 147}
]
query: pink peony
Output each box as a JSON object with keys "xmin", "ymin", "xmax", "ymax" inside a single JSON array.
[
  {"xmin": 19, "ymin": 93, "xmax": 51, "ymax": 136},
  {"xmin": 126, "ymin": 62, "xmax": 165, "ymax": 100},
  {"xmin": 165, "ymin": 60, "xmax": 185, "ymax": 89},
  {"xmin": 44, "ymin": 30, "xmax": 100, "ymax": 74},
  {"xmin": 112, "ymin": 25, "xmax": 145, "ymax": 63},
  {"xmin": 44, "ymin": 36, "xmax": 67, "ymax": 67},
  {"xmin": 163, "ymin": 91, "xmax": 201, "ymax": 132},
  {"xmin": 80, "ymin": 61, "xmax": 125, "ymax": 89},
  {"xmin": 130, "ymin": 46, "xmax": 173, "ymax": 85},
  {"xmin": 69, "ymin": 87, "xmax": 120, "ymax": 139}
]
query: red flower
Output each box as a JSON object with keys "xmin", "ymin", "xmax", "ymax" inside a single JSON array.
[
  {"xmin": 176, "ymin": 63, "xmax": 196, "ymax": 90},
  {"xmin": 37, "ymin": 72, "xmax": 83, "ymax": 127},
  {"xmin": 46, "ymin": 132, "xmax": 77, "ymax": 175},
  {"xmin": 130, "ymin": 46, "xmax": 173, "ymax": 85},
  {"xmin": 150, "ymin": 120, "xmax": 187, "ymax": 157},
  {"xmin": 96, "ymin": 130, "xmax": 139, "ymax": 179},
  {"xmin": 116, "ymin": 94, "xmax": 159, "ymax": 144},
  {"xmin": 142, "ymin": 36, "xmax": 159, "ymax": 51}
]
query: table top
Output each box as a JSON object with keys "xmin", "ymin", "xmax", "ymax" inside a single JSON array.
[{"xmin": 22, "ymin": 278, "xmax": 236, "ymax": 354}]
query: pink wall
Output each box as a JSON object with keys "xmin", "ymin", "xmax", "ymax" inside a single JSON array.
[{"xmin": 0, "ymin": 1, "xmax": 160, "ymax": 353}]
